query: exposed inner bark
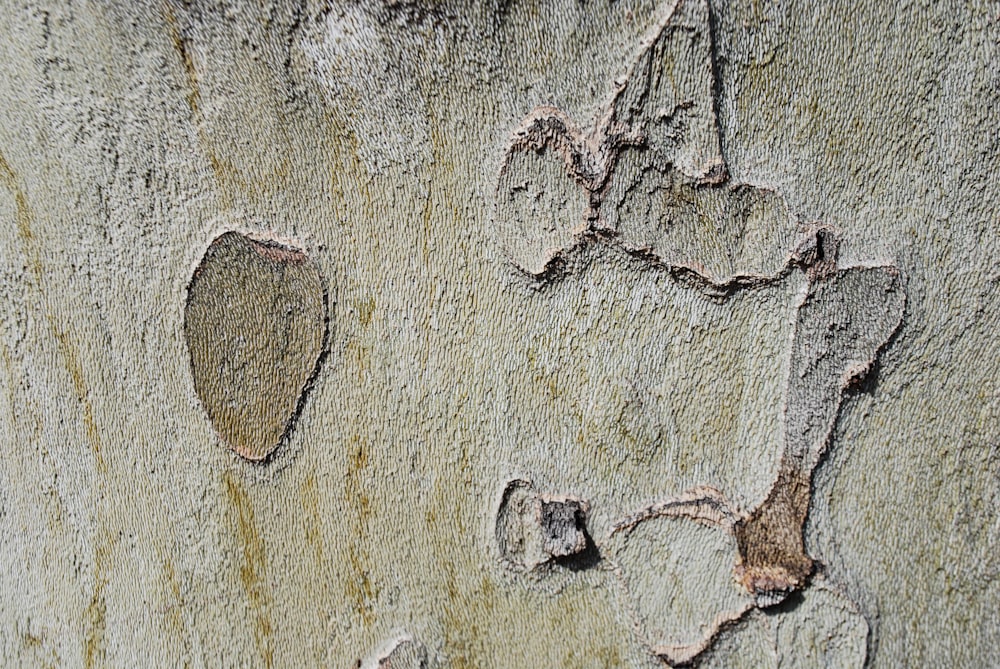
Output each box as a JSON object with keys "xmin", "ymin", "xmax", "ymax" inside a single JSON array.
[{"xmin": 733, "ymin": 464, "xmax": 814, "ymax": 595}]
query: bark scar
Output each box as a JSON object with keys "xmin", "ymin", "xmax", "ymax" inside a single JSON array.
[
  {"xmin": 604, "ymin": 265, "xmax": 905, "ymax": 665},
  {"xmin": 491, "ymin": 0, "xmax": 906, "ymax": 664},
  {"xmin": 494, "ymin": 0, "xmax": 839, "ymax": 293}
]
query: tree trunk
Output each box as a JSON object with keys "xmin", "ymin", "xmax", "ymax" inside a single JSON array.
[{"xmin": 1, "ymin": 1, "xmax": 997, "ymax": 667}]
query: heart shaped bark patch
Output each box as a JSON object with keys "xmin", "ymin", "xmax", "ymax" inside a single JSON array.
[{"xmin": 184, "ymin": 231, "xmax": 327, "ymax": 461}]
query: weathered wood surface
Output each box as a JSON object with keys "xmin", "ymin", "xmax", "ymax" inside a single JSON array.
[{"xmin": 0, "ymin": 1, "xmax": 997, "ymax": 667}]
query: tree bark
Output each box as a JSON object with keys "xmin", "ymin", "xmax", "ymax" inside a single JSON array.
[{"xmin": 1, "ymin": 1, "xmax": 997, "ymax": 667}]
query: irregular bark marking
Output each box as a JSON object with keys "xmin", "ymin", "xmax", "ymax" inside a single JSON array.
[
  {"xmin": 539, "ymin": 497, "xmax": 590, "ymax": 559},
  {"xmin": 735, "ymin": 266, "xmax": 906, "ymax": 596},
  {"xmin": 492, "ymin": 2, "xmax": 907, "ymax": 662},
  {"xmin": 605, "ymin": 0, "xmax": 726, "ymax": 184},
  {"xmin": 607, "ymin": 511, "xmax": 754, "ymax": 667},
  {"xmin": 52, "ymin": 328, "xmax": 104, "ymax": 470},
  {"xmin": 495, "ymin": 112, "xmax": 592, "ymax": 276},
  {"xmin": 300, "ymin": 473, "xmax": 325, "ymax": 560},
  {"xmin": 299, "ymin": 3, "xmax": 435, "ymax": 173},
  {"xmin": 494, "ymin": 0, "xmax": 812, "ymax": 285},
  {"xmin": 732, "ymin": 465, "xmax": 813, "ymax": 597},
  {"xmin": 610, "ymin": 485, "xmax": 738, "ymax": 535},
  {"xmin": 495, "ymin": 479, "xmax": 596, "ymax": 571},
  {"xmin": 342, "ymin": 433, "xmax": 378, "ymax": 625},
  {"xmin": 687, "ymin": 583, "xmax": 869, "ymax": 668},
  {"xmin": 652, "ymin": 610, "xmax": 755, "ymax": 668},
  {"xmin": 605, "ymin": 266, "xmax": 904, "ymax": 665},
  {"xmin": 0, "ymin": 153, "xmax": 38, "ymax": 251},
  {"xmin": 160, "ymin": 556, "xmax": 188, "ymax": 647},
  {"xmin": 163, "ymin": 4, "xmax": 202, "ymax": 118},
  {"xmin": 163, "ymin": 4, "xmax": 235, "ymax": 203},
  {"xmin": 184, "ymin": 231, "xmax": 327, "ymax": 461}
]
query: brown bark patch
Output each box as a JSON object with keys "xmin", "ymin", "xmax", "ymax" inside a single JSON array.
[
  {"xmin": 733, "ymin": 466, "xmax": 814, "ymax": 597},
  {"xmin": 184, "ymin": 231, "xmax": 327, "ymax": 461}
]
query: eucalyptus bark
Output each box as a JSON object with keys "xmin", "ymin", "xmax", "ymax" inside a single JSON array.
[{"xmin": 1, "ymin": 1, "xmax": 998, "ymax": 667}]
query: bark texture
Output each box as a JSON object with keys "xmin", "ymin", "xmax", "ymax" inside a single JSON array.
[{"xmin": 0, "ymin": 0, "xmax": 998, "ymax": 667}]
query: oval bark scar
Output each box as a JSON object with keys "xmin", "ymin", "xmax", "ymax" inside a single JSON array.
[{"xmin": 184, "ymin": 231, "xmax": 327, "ymax": 461}]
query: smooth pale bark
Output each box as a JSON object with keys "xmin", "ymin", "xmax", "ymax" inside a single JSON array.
[{"xmin": 0, "ymin": 1, "xmax": 997, "ymax": 667}]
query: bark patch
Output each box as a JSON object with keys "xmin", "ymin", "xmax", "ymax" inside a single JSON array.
[
  {"xmin": 496, "ymin": 479, "xmax": 596, "ymax": 571},
  {"xmin": 184, "ymin": 231, "xmax": 327, "ymax": 461},
  {"xmin": 494, "ymin": 0, "xmax": 812, "ymax": 288}
]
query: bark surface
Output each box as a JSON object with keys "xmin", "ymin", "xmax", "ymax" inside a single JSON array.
[{"xmin": 0, "ymin": 1, "xmax": 997, "ymax": 667}]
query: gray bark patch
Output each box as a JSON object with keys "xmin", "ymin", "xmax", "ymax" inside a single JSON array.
[{"xmin": 493, "ymin": 0, "xmax": 813, "ymax": 289}]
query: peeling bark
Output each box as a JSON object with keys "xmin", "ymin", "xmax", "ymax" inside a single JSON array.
[
  {"xmin": 185, "ymin": 231, "xmax": 328, "ymax": 461},
  {"xmin": 0, "ymin": 0, "xmax": 997, "ymax": 667}
]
